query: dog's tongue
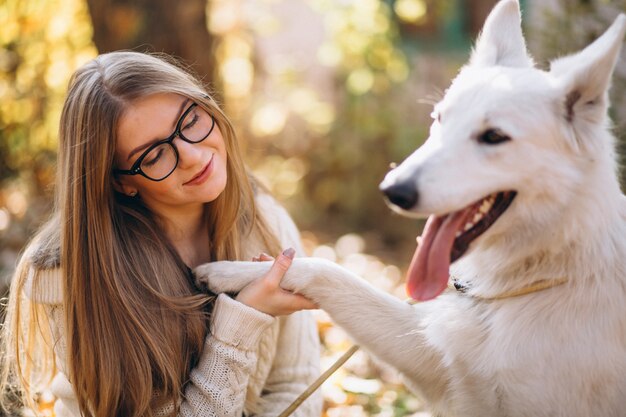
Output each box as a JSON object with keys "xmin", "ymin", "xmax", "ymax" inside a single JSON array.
[{"xmin": 407, "ymin": 209, "xmax": 472, "ymax": 301}]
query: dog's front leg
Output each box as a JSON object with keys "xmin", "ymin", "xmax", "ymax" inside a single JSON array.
[
  {"xmin": 195, "ymin": 258, "xmax": 450, "ymax": 405},
  {"xmin": 194, "ymin": 261, "xmax": 267, "ymax": 294}
]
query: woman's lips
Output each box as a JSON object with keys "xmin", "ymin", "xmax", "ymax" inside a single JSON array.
[{"xmin": 184, "ymin": 155, "xmax": 213, "ymax": 186}]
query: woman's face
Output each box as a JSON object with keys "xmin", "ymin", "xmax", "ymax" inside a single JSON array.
[{"xmin": 115, "ymin": 93, "xmax": 228, "ymax": 216}]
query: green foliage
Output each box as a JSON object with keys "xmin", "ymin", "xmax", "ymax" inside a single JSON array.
[
  {"xmin": 242, "ymin": 0, "xmax": 462, "ymax": 249},
  {"xmin": 0, "ymin": 0, "xmax": 96, "ymax": 298},
  {"xmin": 0, "ymin": 0, "xmax": 96, "ymax": 191}
]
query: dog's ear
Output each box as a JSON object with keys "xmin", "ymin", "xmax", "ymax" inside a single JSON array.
[
  {"xmin": 470, "ymin": 0, "xmax": 533, "ymax": 68},
  {"xmin": 551, "ymin": 14, "xmax": 626, "ymax": 125}
]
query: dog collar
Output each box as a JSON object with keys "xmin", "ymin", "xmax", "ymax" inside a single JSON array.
[{"xmin": 448, "ymin": 277, "xmax": 568, "ymax": 301}]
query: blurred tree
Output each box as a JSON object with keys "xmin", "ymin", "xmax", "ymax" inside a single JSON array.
[
  {"xmin": 0, "ymin": 0, "xmax": 97, "ymax": 294},
  {"xmin": 0, "ymin": 0, "xmax": 96, "ymax": 190},
  {"xmin": 231, "ymin": 0, "xmax": 429, "ymax": 249},
  {"xmin": 86, "ymin": 0, "xmax": 216, "ymax": 83},
  {"xmin": 529, "ymin": 0, "xmax": 626, "ymax": 186}
]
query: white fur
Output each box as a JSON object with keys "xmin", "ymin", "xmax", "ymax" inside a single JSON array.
[{"xmin": 196, "ymin": 2, "xmax": 626, "ymax": 415}]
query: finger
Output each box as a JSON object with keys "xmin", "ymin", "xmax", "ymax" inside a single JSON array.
[
  {"xmin": 259, "ymin": 253, "xmax": 274, "ymax": 262},
  {"xmin": 279, "ymin": 291, "xmax": 318, "ymax": 311},
  {"xmin": 252, "ymin": 253, "xmax": 274, "ymax": 262},
  {"xmin": 290, "ymin": 293, "xmax": 318, "ymax": 310},
  {"xmin": 265, "ymin": 248, "xmax": 295, "ymax": 286}
]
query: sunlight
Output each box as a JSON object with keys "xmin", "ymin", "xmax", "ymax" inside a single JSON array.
[
  {"xmin": 347, "ymin": 68, "xmax": 374, "ymax": 95},
  {"xmin": 335, "ymin": 233, "xmax": 365, "ymax": 257},
  {"xmin": 250, "ymin": 103, "xmax": 287, "ymax": 136},
  {"xmin": 394, "ymin": 0, "xmax": 427, "ymax": 24},
  {"xmin": 221, "ymin": 56, "xmax": 254, "ymax": 98},
  {"xmin": 7, "ymin": 190, "xmax": 27, "ymax": 217},
  {"xmin": 311, "ymin": 244, "xmax": 337, "ymax": 262},
  {"xmin": 0, "ymin": 208, "xmax": 9, "ymax": 231}
]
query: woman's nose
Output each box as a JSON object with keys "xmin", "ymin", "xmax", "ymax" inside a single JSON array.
[{"xmin": 175, "ymin": 138, "xmax": 204, "ymax": 169}]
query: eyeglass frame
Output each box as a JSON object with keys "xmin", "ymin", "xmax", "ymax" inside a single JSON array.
[{"xmin": 113, "ymin": 102, "xmax": 216, "ymax": 182}]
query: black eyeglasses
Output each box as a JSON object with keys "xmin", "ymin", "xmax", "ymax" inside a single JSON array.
[{"xmin": 114, "ymin": 102, "xmax": 216, "ymax": 182}]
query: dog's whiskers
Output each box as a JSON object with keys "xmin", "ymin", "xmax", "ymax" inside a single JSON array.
[
  {"xmin": 417, "ymin": 97, "xmax": 439, "ymax": 106},
  {"xmin": 419, "ymin": 88, "xmax": 445, "ymax": 106}
]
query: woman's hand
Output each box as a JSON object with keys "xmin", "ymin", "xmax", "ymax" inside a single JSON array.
[{"xmin": 235, "ymin": 248, "xmax": 318, "ymax": 316}]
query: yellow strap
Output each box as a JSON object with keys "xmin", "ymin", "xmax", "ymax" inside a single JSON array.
[{"xmin": 448, "ymin": 277, "xmax": 568, "ymax": 300}]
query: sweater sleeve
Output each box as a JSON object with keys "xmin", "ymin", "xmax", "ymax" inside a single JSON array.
[
  {"xmin": 26, "ymin": 269, "xmax": 276, "ymax": 417},
  {"xmin": 255, "ymin": 311, "xmax": 322, "ymax": 417},
  {"xmin": 254, "ymin": 193, "xmax": 323, "ymax": 417},
  {"xmin": 177, "ymin": 294, "xmax": 275, "ymax": 417}
]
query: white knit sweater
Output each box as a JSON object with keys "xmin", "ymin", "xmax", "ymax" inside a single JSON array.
[{"xmin": 25, "ymin": 194, "xmax": 322, "ymax": 416}]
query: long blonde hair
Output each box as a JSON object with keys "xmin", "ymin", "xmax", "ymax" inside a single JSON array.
[{"xmin": 1, "ymin": 51, "xmax": 281, "ymax": 416}]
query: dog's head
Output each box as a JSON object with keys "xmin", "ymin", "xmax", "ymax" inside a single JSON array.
[{"xmin": 380, "ymin": 0, "xmax": 626, "ymax": 301}]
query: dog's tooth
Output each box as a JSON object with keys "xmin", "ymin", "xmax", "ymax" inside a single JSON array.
[
  {"xmin": 455, "ymin": 231, "xmax": 461, "ymax": 238},
  {"xmin": 464, "ymin": 222, "xmax": 473, "ymax": 231},
  {"xmin": 473, "ymin": 213, "xmax": 482, "ymax": 223}
]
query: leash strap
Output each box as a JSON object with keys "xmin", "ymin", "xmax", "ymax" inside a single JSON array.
[
  {"xmin": 277, "ymin": 344, "xmax": 360, "ymax": 417},
  {"xmin": 278, "ymin": 299, "xmax": 418, "ymax": 417}
]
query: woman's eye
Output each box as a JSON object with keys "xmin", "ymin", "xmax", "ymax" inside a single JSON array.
[
  {"xmin": 477, "ymin": 128, "xmax": 510, "ymax": 145},
  {"xmin": 182, "ymin": 114, "xmax": 198, "ymax": 131},
  {"xmin": 143, "ymin": 148, "xmax": 164, "ymax": 167}
]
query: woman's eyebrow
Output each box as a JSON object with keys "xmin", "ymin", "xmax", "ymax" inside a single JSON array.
[{"xmin": 126, "ymin": 98, "xmax": 191, "ymax": 162}]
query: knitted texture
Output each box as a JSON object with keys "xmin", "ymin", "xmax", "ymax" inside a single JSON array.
[{"xmin": 25, "ymin": 194, "xmax": 322, "ymax": 416}]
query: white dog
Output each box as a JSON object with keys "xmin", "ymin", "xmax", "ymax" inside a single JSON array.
[{"xmin": 196, "ymin": 1, "xmax": 626, "ymax": 416}]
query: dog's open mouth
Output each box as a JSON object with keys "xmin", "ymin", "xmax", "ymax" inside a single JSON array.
[{"xmin": 407, "ymin": 191, "xmax": 517, "ymax": 301}]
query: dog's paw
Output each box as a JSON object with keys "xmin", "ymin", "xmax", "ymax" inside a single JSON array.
[
  {"xmin": 193, "ymin": 257, "xmax": 343, "ymax": 298},
  {"xmin": 193, "ymin": 261, "xmax": 270, "ymax": 294},
  {"xmin": 278, "ymin": 257, "xmax": 343, "ymax": 299}
]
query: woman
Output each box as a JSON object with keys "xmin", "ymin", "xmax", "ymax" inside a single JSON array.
[{"xmin": 1, "ymin": 51, "xmax": 322, "ymax": 417}]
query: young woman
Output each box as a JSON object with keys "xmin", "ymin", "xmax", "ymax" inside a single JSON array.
[{"xmin": 1, "ymin": 51, "xmax": 322, "ymax": 417}]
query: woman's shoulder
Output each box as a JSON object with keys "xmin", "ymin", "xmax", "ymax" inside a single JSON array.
[
  {"xmin": 21, "ymin": 229, "xmax": 64, "ymax": 305},
  {"xmin": 24, "ymin": 266, "xmax": 63, "ymax": 304},
  {"xmin": 255, "ymin": 192, "xmax": 290, "ymax": 222},
  {"xmin": 254, "ymin": 191, "xmax": 304, "ymax": 253}
]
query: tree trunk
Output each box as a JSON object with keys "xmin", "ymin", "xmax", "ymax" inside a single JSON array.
[{"xmin": 85, "ymin": 0, "xmax": 215, "ymax": 84}]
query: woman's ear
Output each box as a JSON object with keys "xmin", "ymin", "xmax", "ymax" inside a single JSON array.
[{"xmin": 112, "ymin": 175, "xmax": 138, "ymax": 197}]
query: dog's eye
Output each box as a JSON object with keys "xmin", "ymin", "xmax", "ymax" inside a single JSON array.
[{"xmin": 477, "ymin": 128, "xmax": 510, "ymax": 145}]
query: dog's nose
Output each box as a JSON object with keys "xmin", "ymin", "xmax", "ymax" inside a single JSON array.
[{"xmin": 381, "ymin": 181, "xmax": 418, "ymax": 210}]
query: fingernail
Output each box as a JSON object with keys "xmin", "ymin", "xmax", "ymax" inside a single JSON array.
[{"xmin": 282, "ymin": 248, "xmax": 296, "ymax": 259}]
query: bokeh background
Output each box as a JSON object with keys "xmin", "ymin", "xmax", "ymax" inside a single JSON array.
[{"xmin": 1, "ymin": 0, "xmax": 625, "ymax": 416}]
